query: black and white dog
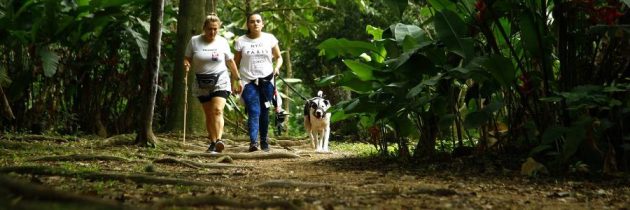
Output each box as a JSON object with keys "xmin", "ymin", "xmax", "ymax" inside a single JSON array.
[{"xmin": 303, "ymin": 91, "xmax": 331, "ymax": 152}]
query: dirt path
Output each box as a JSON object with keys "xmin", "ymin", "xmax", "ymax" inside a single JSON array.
[{"xmin": 0, "ymin": 134, "xmax": 628, "ymax": 209}]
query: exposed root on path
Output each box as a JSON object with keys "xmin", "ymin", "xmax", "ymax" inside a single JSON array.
[
  {"xmin": 362, "ymin": 187, "xmax": 459, "ymax": 197},
  {"xmin": 410, "ymin": 188, "xmax": 459, "ymax": 196},
  {"xmin": 213, "ymin": 156, "xmax": 234, "ymax": 163},
  {"xmin": 161, "ymin": 150, "xmax": 300, "ymax": 159},
  {"xmin": 0, "ymin": 141, "xmax": 56, "ymax": 150},
  {"xmin": 156, "ymin": 194, "xmax": 301, "ymax": 210},
  {"xmin": 0, "ymin": 134, "xmax": 79, "ymax": 142},
  {"xmin": 256, "ymin": 179, "xmax": 333, "ymax": 188},
  {"xmin": 31, "ymin": 154, "xmax": 136, "ymax": 163},
  {"xmin": 0, "ymin": 166, "xmax": 230, "ymax": 187},
  {"xmin": 0, "ymin": 174, "xmax": 125, "ymax": 209},
  {"xmin": 152, "ymin": 157, "xmax": 251, "ymax": 169},
  {"xmin": 273, "ymin": 136, "xmax": 309, "ymax": 141},
  {"xmin": 275, "ymin": 139, "xmax": 310, "ymax": 147},
  {"xmin": 153, "ymin": 158, "xmax": 202, "ymax": 169},
  {"xmin": 100, "ymin": 134, "xmax": 204, "ymax": 150},
  {"xmin": 297, "ymin": 150, "xmax": 334, "ymax": 155}
]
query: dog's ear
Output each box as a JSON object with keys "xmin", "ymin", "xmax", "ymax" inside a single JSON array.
[
  {"xmin": 324, "ymin": 100, "xmax": 330, "ymax": 107},
  {"xmin": 317, "ymin": 90, "xmax": 323, "ymax": 97}
]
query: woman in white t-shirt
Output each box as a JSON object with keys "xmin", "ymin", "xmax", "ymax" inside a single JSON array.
[
  {"xmin": 234, "ymin": 13, "xmax": 283, "ymax": 152},
  {"xmin": 184, "ymin": 13, "xmax": 240, "ymax": 153}
]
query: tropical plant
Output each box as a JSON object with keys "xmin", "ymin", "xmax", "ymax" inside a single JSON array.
[
  {"xmin": 0, "ymin": 0, "xmax": 179, "ymax": 136},
  {"xmin": 318, "ymin": 0, "xmax": 630, "ymax": 173}
]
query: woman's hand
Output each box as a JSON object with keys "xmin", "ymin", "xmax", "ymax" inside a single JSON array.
[
  {"xmin": 232, "ymin": 81, "xmax": 243, "ymax": 95},
  {"xmin": 273, "ymin": 68, "xmax": 280, "ymax": 76},
  {"xmin": 183, "ymin": 58, "xmax": 191, "ymax": 72}
]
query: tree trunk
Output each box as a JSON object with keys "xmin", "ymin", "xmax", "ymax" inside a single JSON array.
[
  {"xmin": 245, "ymin": 0, "xmax": 252, "ymax": 15},
  {"xmin": 413, "ymin": 114, "xmax": 438, "ymax": 159},
  {"xmin": 0, "ymin": 86, "xmax": 15, "ymax": 120},
  {"xmin": 135, "ymin": 0, "xmax": 165, "ymax": 147},
  {"xmin": 206, "ymin": 0, "xmax": 217, "ymax": 14},
  {"xmin": 166, "ymin": 0, "xmax": 207, "ymax": 135},
  {"xmin": 283, "ymin": 47, "xmax": 292, "ymax": 132},
  {"xmin": 554, "ymin": 0, "xmax": 572, "ymax": 127}
]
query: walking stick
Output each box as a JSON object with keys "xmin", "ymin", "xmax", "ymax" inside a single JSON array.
[{"xmin": 183, "ymin": 67, "xmax": 189, "ymax": 144}]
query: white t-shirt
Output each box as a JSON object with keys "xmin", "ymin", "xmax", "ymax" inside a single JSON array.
[
  {"xmin": 234, "ymin": 32, "xmax": 279, "ymax": 81},
  {"xmin": 185, "ymin": 35, "xmax": 234, "ymax": 95},
  {"xmin": 185, "ymin": 35, "xmax": 234, "ymax": 75}
]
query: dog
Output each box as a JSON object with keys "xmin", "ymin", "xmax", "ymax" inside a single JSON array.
[{"xmin": 304, "ymin": 91, "xmax": 331, "ymax": 152}]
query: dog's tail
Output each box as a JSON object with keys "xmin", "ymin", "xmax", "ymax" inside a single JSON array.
[{"xmin": 317, "ymin": 90, "xmax": 323, "ymax": 97}]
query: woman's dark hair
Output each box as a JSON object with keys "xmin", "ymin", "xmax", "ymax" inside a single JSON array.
[{"xmin": 245, "ymin": 13, "xmax": 262, "ymax": 35}]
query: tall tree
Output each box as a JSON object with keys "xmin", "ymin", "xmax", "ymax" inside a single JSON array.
[
  {"xmin": 207, "ymin": 0, "xmax": 217, "ymax": 14},
  {"xmin": 166, "ymin": 0, "xmax": 209, "ymax": 135},
  {"xmin": 136, "ymin": 0, "xmax": 166, "ymax": 147}
]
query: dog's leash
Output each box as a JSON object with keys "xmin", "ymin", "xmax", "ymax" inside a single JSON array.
[{"xmin": 276, "ymin": 75, "xmax": 309, "ymax": 101}]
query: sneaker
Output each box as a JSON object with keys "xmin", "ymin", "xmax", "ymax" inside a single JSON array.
[
  {"xmin": 215, "ymin": 140, "xmax": 225, "ymax": 153},
  {"xmin": 248, "ymin": 143, "xmax": 259, "ymax": 152},
  {"xmin": 206, "ymin": 142, "xmax": 216, "ymax": 153},
  {"xmin": 260, "ymin": 139, "xmax": 269, "ymax": 152}
]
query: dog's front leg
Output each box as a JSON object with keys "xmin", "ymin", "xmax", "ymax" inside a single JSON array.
[
  {"xmin": 315, "ymin": 131, "xmax": 323, "ymax": 151},
  {"xmin": 309, "ymin": 131, "xmax": 317, "ymax": 150},
  {"xmin": 323, "ymin": 126, "xmax": 330, "ymax": 152},
  {"xmin": 305, "ymin": 116, "xmax": 316, "ymax": 149}
]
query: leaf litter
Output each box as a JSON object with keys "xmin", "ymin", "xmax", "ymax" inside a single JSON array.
[{"xmin": 0, "ymin": 134, "xmax": 628, "ymax": 209}]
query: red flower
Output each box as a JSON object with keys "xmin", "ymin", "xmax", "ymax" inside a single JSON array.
[
  {"xmin": 518, "ymin": 73, "xmax": 533, "ymax": 95},
  {"xmin": 475, "ymin": 0, "xmax": 486, "ymax": 11}
]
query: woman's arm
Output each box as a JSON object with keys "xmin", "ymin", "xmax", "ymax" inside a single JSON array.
[
  {"xmin": 234, "ymin": 51, "xmax": 242, "ymax": 69},
  {"xmin": 272, "ymin": 44, "xmax": 283, "ymax": 76},
  {"xmin": 233, "ymin": 51, "xmax": 243, "ymax": 94},
  {"xmin": 226, "ymin": 59, "xmax": 241, "ymax": 94}
]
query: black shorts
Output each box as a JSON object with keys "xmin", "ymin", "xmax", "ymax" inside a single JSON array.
[{"xmin": 197, "ymin": 90, "xmax": 230, "ymax": 103}]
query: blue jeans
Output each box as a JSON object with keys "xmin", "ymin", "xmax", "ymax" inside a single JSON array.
[{"xmin": 242, "ymin": 81, "xmax": 274, "ymax": 148}]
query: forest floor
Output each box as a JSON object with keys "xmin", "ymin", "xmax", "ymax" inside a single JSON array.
[{"xmin": 0, "ymin": 134, "xmax": 629, "ymax": 210}]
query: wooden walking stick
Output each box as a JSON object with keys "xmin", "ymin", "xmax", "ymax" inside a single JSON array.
[{"xmin": 183, "ymin": 66, "xmax": 189, "ymax": 144}]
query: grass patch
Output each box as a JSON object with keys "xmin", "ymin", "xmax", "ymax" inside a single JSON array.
[
  {"xmin": 330, "ymin": 142, "xmax": 379, "ymax": 157},
  {"xmin": 59, "ymin": 162, "xmax": 101, "ymax": 173}
]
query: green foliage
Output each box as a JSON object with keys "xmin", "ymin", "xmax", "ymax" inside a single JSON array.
[
  {"xmin": 0, "ymin": 0, "xmax": 176, "ymax": 135},
  {"xmin": 433, "ymin": 10, "xmax": 474, "ymax": 60},
  {"xmin": 315, "ymin": 0, "xmax": 630, "ymax": 174},
  {"xmin": 318, "ymin": 39, "xmax": 379, "ymax": 60},
  {"xmin": 331, "ymin": 141, "xmax": 380, "ymax": 157},
  {"xmin": 38, "ymin": 46, "xmax": 60, "ymax": 77}
]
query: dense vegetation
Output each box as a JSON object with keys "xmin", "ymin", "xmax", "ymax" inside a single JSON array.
[{"xmin": 1, "ymin": 0, "xmax": 629, "ymax": 176}]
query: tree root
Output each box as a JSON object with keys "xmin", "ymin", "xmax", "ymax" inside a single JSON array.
[
  {"xmin": 159, "ymin": 139, "xmax": 206, "ymax": 151},
  {"xmin": 160, "ymin": 150, "xmax": 300, "ymax": 159},
  {"xmin": 99, "ymin": 134, "xmax": 136, "ymax": 146},
  {"xmin": 361, "ymin": 187, "xmax": 459, "ymax": 197},
  {"xmin": 275, "ymin": 139, "xmax": 310, "ymax": 147},
  {"xmin": 213, "ymin": 156, "xmax": 234, "ymax": 163},
  {"xmin": 256, "ymin": 179, "xmax": 333, "ymax": 188},
  {"xmin": 410, "ymin": 188, "xmax": 458, "ymax": 196},
  {"xmin": 152, "ymin": 158, "xmax": 201, "ymax": 169},
  {"xmin": 152, "ymin": 157, "xmax": 251, "ymax": 169},
  {"xmin": 297, "ymin": 150, "xmax": 334, "ymax": 155},
  {"xmin": 0, "ymin": 134, "xmax": 79, "ymax": 142},
  {"xmin": 0, "ymin": 166, "xmax": 230, "ymax": 187},
  {"xmin": 156, "ymin": 194, "xmax": 301, "ymax": 210},
  {"xmin": 274, "ymin": 136, "xmax": 309, "ymax": 141},
  {"xmin": 31, "ymin": 154, "xmax": 136, "ymax": 163},
  {"xmin": 0, "ymin": 141, "xmax": 52, "ymax": 150},
  {"xmin": 0, "ymin": 174, "xmax": 126, "ymax": 209},
  {"xmin": 220, "ymin": 134, "xmax": 250, "ymax": 142}
]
